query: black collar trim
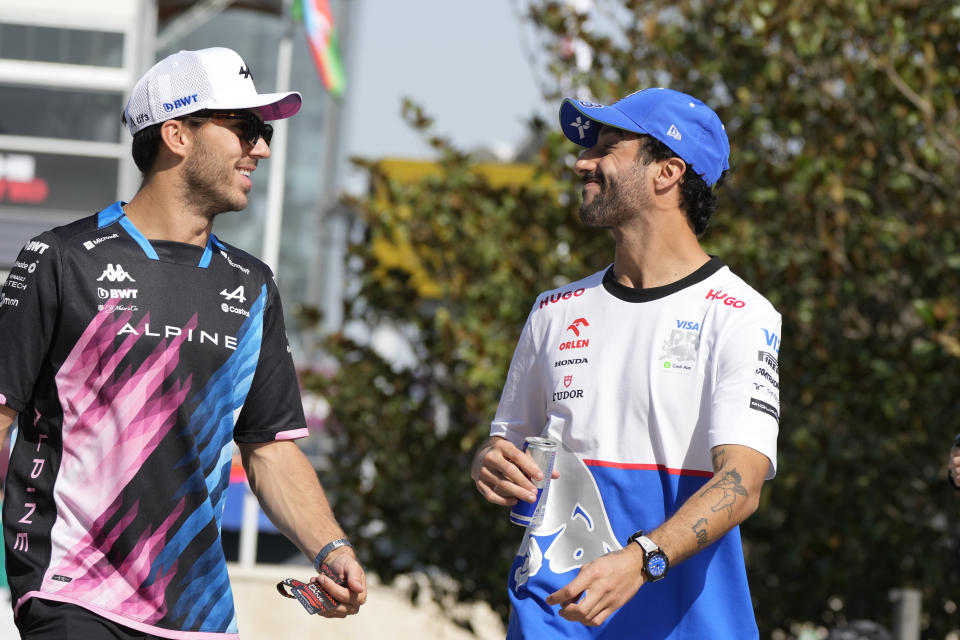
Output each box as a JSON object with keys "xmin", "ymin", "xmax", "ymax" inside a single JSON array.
[{"xmin": 601, "ymin": 256, "xmax": 724, "ymax": 302}]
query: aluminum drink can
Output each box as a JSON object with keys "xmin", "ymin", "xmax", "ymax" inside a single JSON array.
[{"xmin": 509, "ymin": 437, "xmax": 559, "ymax": 528}]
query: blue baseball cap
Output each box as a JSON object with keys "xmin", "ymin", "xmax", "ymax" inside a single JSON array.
[{"xmin": 559, "ymin": 88, "xmax": 730, "ymax": 187}]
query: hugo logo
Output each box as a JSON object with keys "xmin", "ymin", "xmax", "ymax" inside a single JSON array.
[
  {"xmin": 538, "ymin": 288, "xmax": 585, "ymax": 310},
  {"xmin": 705, "ymin": 289, "xmax": 745, "ymax": 308}
]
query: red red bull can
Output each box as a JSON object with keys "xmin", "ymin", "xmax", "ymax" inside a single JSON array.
[{"xmin": 509, "ymin": 437, "xmax": 559, "ymax": 528}]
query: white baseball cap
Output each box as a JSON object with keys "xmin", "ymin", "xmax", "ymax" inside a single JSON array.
[{"xmin": 122, "ymin": 47, "xmax": 302, "ymax": 135}]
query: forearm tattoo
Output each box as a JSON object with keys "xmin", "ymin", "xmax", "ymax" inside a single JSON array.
[
  {"xmin": 711, "ymin": 448, "xmax": 727, "ymax": 471},
  {"xmin": 692, "ymin": 517, "xmax": 709, "ymax": 548},
  {"xmin": 699, "ymin": 468, "xmax": 748, "ymax": 519}
]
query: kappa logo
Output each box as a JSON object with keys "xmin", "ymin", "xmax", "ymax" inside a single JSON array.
[
  {"xmin": 239, "ymin": 65, "xmax": 252, "ymax": 79},
  {"xmin": 570, "ymin": 116, "xmax": 591, "ymax": 140},
  {"xmin": 97, "ymin": 264, "xmax": 135, "ymax": 283},
  {"xmin": 666, "ymin": 124, "xmax": 682, "ymax": 141},
  {"xmin": 566, "ymin": 317, "xmax": 589, "ymax": 337}
]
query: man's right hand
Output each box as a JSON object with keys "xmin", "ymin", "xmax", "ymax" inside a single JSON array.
[{"xmin": 471, "ymin": 436, "xmax": 558, "ymax": 506}]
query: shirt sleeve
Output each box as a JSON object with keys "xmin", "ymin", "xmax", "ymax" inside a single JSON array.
[
  {"xmin": 0, "ymin": 233, "xmax": 61, "ymax": 412},
  {"xmin": 709, "ymin": 305, "xmax": 781, "ymax": 479},
  {"xmin": 490, "ymin": 308, "xmax": 547, "ymax": 447},
  {"xmin": 233, "ymin": 276, "xmax": 307, "ymax": 443}
]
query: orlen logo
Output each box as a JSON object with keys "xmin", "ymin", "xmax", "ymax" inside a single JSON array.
[
  {"xmin": 705, "ymin": 288, "xmax": 745, "ymax": 308},
  {"xmin": 539, "ymin": 288, "xmax": 585, "ymax": 309},
  {"xmin": 97, "ymin": 264, "xmax": 135, "ymax": 283},
  {"xmin": 162, "ymin": 94, "xmax": 200, "ymax": 112},
  {"xmin": 566, "ymin": 318, "xmax": 589, "ymax": 337}
]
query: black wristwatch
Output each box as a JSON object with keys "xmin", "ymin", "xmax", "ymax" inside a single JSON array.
[{"xmin": 628, "ymin": 530, "xmax": 669, "ymax": 581}]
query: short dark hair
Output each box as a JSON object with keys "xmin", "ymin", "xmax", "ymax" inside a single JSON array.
[
  {"xmin": 638, "ymin": 135, "xmax": 725, "ymax": 236},
  {"xmin": 130, "ymin": 116, "xmax": 207, "ymax": 175},
  {"xmin": 131, "ymin": 123, "xmax": 163, "ymax": 174}
]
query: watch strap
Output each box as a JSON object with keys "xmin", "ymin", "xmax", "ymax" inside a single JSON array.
[
  {"xmin": 634, "ymin": 535, "xmax": 660, "ymax": 555},
  {"xmin": 314, "ymin": 538, "xmax": 352, "ymax": 572}
]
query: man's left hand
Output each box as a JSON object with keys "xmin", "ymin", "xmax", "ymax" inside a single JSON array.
[{"xmin": 545, "ymin": 544, "xmax": 646, "ymax": 626}]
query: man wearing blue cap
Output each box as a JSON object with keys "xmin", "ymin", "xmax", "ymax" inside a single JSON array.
[{"xmin": 472, "ymin": 88, "xmax": 781, "ymax": 638}]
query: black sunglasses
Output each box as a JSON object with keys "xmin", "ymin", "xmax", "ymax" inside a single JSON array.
[{"xmin": 185, "ymin": 110, "xmax": 274, "ymax": 147}]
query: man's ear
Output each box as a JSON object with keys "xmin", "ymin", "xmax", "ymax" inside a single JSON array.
[
  {"xmin": 654, "ymin": 157, "xmax": 687, "ymax": 192},
  {"xmin": 159, "ymin": 119, "xmax": 193, "ymax": 159}
]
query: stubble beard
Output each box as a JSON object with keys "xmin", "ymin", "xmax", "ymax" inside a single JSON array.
[
  {"xmin": 182, "ymin": 132, "xmax": 248, "ymax": 217},
  {"xmin": 578, "ymin": 163, "xmax": 650, "ymax": 229}
]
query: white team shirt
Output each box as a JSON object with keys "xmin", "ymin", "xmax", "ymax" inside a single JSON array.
[{"xmin": 492, "ymin": 258, "xmax": 780, "ymax": 639}]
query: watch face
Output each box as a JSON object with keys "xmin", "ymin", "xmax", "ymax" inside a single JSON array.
[{"xmin": 647, "ymin": 554, "xmax": 667, "ymax": 578}]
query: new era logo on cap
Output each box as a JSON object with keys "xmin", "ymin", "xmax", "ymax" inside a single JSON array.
[
  {"xmin": 667, "ymin": 124, "xmax": 682, "ymax": 141},
  {"xmin": 122, "ymin": 47, "xmax": 302, "ymax": 135}
]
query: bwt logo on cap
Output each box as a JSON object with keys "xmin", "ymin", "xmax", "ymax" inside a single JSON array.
[{"xmin": 162, "ymin": 94, "xmax": 200, "ymax": 112}]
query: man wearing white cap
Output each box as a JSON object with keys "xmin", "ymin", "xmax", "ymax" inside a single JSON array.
[
  {"xmin": 473, "ymin": 88, "xmax": 780, "ymax": 638},
  {"xmin": 0, "ymin": 47, "xmax": 366, "ymax": 639}
]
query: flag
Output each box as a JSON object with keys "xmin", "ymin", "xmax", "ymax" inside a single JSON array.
[{"xmin": 293, "ymin": 0, "xmax": 346, "ymax": 98}]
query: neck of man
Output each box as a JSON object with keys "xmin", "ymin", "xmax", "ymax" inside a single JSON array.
[
  {"xmin": 123, "ymin": 174, "xmax": 216, "ymax": 248},
  {"xmin": 609, "ymin": 205, "xmax": 710, "ymax": 290}
]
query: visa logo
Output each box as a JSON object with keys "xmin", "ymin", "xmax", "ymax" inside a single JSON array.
[
  {"xmin": 763, "ymin": 329, "xmax": 780, "ymax": 353},
  {"xmin": 676, "ymin": 320, "xmax": 700, "ymax": 331},
  {"xmin": 162, "ymin": 94, "xmax": 200, "ymax": 112}
]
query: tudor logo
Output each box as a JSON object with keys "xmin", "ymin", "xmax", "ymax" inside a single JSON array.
[
  {"xmin": 220, "ymin": 286, "xmax": 246, "ymax": 304},
  {"xmin": 566, "ymin": 317, "xmax": 589, "ymax": 337},
  {"xmin": 97, "ymin": 264, "xmax": 135, "ymax": 282},
  {"xmin": 563, "ymin": 375, "xmax": 573, "ymax": 388}
]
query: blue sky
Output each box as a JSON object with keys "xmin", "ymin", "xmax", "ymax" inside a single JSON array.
[{"xmin": 344, "ymin": 1, "xmax": 552, "ymax": 164}]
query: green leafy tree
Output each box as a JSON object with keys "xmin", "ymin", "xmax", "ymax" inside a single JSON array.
[{"xmin": 304, "ymin": 1, "xmax": 960, "ymax": 636}]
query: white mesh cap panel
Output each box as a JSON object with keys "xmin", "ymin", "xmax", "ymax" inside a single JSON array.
[{"xmin": 122, "ymin": 47, "xmax": 302, "ymax": 135}]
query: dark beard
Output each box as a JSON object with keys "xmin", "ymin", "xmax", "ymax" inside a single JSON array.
[
  {"xmin": 181, "ymin": 133, "xmax": 246, "ymax": 216},
  {"xmin": 579, "ymin": 172, "xmax": 641, "ymax": 228}
]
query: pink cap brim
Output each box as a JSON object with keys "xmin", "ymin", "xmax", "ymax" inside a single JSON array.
[{"xmin": 207, "ymin": 91, "xmax": 303, "ymax": 121}]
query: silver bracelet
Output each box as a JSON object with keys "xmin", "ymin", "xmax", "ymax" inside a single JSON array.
[{"xmin": 314, "ymin": 538, "xmax": 352, "ymax": 572}]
